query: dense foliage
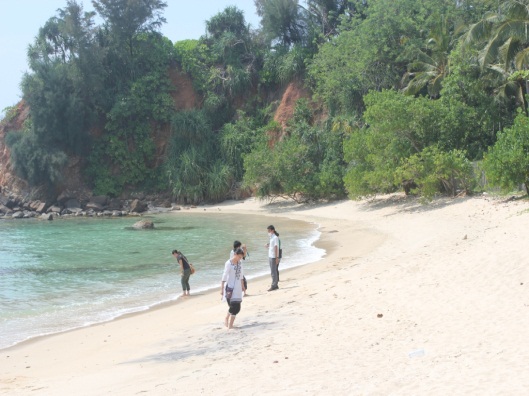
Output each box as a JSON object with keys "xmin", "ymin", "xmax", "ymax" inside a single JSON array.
[
  {"xmin": 4, "ymin": 0, "xmax": 529, "ymax": 202},
  {"xmin": 244, "ymin": 99, "xmax": 346, "ymax": 201},
  {"xmin": 483, "ymin": 113, "xmax": 529, "ymax": 195}
]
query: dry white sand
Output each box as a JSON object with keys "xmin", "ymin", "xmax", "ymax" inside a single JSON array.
[{"xmin": 2, "ymin": 194, "xmax": 529, "ymax": 395}]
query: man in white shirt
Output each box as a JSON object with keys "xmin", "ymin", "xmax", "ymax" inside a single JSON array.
[{"xmin": 266, "ymin": 225, "xmax": 279, "ymax": 291}]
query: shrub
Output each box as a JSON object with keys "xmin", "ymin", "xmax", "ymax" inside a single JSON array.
[
  {"xmin": 396, "ymin": 146, "xmax": 475, "ymax": 201},
  {"xmin": 6, "ymin": 130, "xmax": 67, "ymax": 185},
  {"xmin": 483, "ymin": 112, "xmax": 529, "ymax": 195}
]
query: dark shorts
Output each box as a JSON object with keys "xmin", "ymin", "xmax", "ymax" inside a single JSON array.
[{"xmin": 226, "ymin": 299, "xmax": 241, "ymax": 316}]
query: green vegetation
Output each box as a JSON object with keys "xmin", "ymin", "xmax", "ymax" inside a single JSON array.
[
  {"xmin": 483, "ymin": 113, "xmax": 529, "ymax": 195},
  {"xmin": 5, "ymin": 0, "xmax": 529, "ymax": 202},
  {"xmin": 244, "ymin": 100, "xmax": 346, "ymax": 202}
]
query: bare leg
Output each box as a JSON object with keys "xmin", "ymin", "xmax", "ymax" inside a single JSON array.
[
  {"xmin": 224, "ymin": 313, "xmax": 229, "ymax": 328},
  {"xmin": 227, "ymin": 314, "xmax": 236, "ymax": 330}
]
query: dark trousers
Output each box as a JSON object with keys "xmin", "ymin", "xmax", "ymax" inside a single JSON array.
[{"xmin": 181, "ymin": 268, "xmax": 191, "ymax": 291}]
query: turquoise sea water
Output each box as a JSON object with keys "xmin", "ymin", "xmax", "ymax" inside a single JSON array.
[{"xmin": 0, "ymin": 211, "xmax": 323, "ymax": 349}]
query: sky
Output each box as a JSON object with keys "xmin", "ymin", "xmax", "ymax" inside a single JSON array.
[{"xmin": 0, "ymin": 0, "xmax": 260, "ymax": 116}]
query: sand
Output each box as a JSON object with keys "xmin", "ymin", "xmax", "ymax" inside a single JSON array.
[{"xmin": 2, "ymin": 194, "xmax": 529, "ymax": 395}]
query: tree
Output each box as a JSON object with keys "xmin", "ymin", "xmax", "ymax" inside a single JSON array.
[
  {"xmin": 243, "ymin": 129, "xmax": 315, "ymax": 201},
  {"xmin": 5, "ymin": 129, "xmax": 68, "ymax": 186},
  {"xmin": 22, "ymin": 1, "xmax": 101, "ymax": 157},
  {"xmin": 308, "ymin": 0, "xmax": 450, "ymax": 116},
  {"xmin": 92, "ymin": 0, "xmax": 167, "ymax": 43},
  {"xmin": 396, "ymin": 145, "xmax": 475, "ymax": 200},
  {"xmin": 342, "ymin": 89, "xmax": 477, "ymax": 198},
  {"xmin": 206, "ymin": 5, "xmax": 250, "ymax": 41},
  {"xmin": 302, "ymin": 0, "xmax": 353, "ymax": 40},
  {"xmin": 440, "ymin": 42, "xmax": 515, "ymax": 158},
  {"xmin": 462, "ymin": 0, "xmax": 529, "ymax": 114},
  {"xmin": 219, "ymin": 111, "xmax": 260, "ymax": 181},
  {"xmin": 92, "ymin": 0, "xmax": 167, "ymax": 82},
  {"xmin": 165, "ymin": 110, "xmax": 236, "ymax": 203},
  {"xmin": 203, "ymin": 7, "xmax": 257, "ymax": 95},
  {"xmin": 402, "ymin": 16, "xmax": 453, "ymax": 98},
  {"xmin": 483, "ymin": 112, "xmax": 529, "ymax": 195},
  {"xmin": 196, "ymin": 6, "xmax": 266, "ymax": 129},
  {"xmin": 255, "ymin": 0, "xmax": 306, "ymax": 47},
  {"xmin": 243, "ymin": 99, "xmax": 345, "ymax": 201}
]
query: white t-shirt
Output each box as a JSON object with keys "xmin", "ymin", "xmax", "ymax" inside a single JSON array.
[
  {"xmin": 268, "ymin": 233, "xmax": 279, "ymax": 258},
  {"xmin": 222, "ymin": 259, "xmax": 244, "ymax": 302}
]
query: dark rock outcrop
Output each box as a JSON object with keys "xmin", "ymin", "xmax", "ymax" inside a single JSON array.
[
  {"xmin": 90, "ymin": 195, "xmax": 108, "ymax": 206},
  {"xmin": 107, "ymin": 198, "xmax": 122, "ymax": 210},
  {"xmin": 86, "ymin": 202, "xmax": 104, "ymax": 211},
  {"xmin": 65, "ymin": 198, "xmax": 81, "ymax": 209},
  {"xmin": 130, "ymin": 199, "xmax": 147, "ymax": 213}
]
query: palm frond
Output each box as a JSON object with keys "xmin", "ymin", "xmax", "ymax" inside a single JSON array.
[
  {"xmin": 428, "ymin": 74, "xmax": 444, "ymax": 98},
  {"xmin": 515, "ymin": 46, "xmax": 529, "ymax": 69},
  {"xmin": 479, "ymin": 32, "xmax": 505, "ymax": 67},
  {"xmin": 502, "ymin": 1, "xmax": 529, "ymax": 20},
  {"xmin": 487, "ymin": 64, "xmax": 510, "ymax": 78},
  {"xmin": 461, "ymin": 13, "xmax": 500, "ymax": 50},
  {"xmin": 414, "ymin": 51, "xmax": 436, "ymax": 66},
  {"xmin": 498, "ymin": 37, "xmax": 523, "ymax": 70},
  {"xmin": 402, "ymin": 72, "xmax": 434, "ymax": 96},
  {"xmin": 494, "ymin": 19, "xmax": 529, "ymax": 44}
]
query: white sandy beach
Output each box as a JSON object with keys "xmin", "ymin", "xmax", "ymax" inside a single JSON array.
[{"xmin": 2, "ymin": 194, "xmax": 529, "ymax": 395}]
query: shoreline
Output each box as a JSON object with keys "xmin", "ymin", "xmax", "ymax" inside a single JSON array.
[
  {"xmin": 0, "ymin": 207, "xmax": 325, "ymax": 352},
  {"xmin": 3, "ymin": 194, "xmax": 529, "ymax": 395},
  {"xmin": 2, "ymin": 243, "xmax": 327, "ymax": 353}
]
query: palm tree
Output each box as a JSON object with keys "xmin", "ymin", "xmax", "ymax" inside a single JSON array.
[
  {"xmin": 302, "ymin": 0, "xmax": 351, "ymax": 40},
  {"xmin": 402, "ymin": 17, "xmax": 453, "ymax": 98},
  {"xmin": 462, "ymin": 0, "xmax": 529, "ymax": 114}
]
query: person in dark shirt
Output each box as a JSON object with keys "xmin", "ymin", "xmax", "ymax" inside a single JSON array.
[{"xmin": 172, "ymin": 249, "xmax": 191, "ymax": 296}]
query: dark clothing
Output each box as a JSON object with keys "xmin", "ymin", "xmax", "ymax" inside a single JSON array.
[
  {"xmin": 227, "ymin": 299, "xmax": 241, "ymax": 315},
  {"xmin": 178, "ymin": 254, "xmax": 190, "ymax": 270},
  {"xmin": 181, "ymin": 268, "xmax": 191, "ymax": 291}
]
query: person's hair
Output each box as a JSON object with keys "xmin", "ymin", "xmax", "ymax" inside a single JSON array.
[
  {"xmin": 233, "ymin": 240, "xmax": 242, "ymax": 249},
  {"xmin": 267, "ymin": 225, "xmax": 278, "ymax": 236},
  {"xmin": 234, "ymin": 248, "xmax": 245, "ymax": 256},
  {"xmin": 172, "ymin": 249, "xmax": 179, "ymax": 255}
]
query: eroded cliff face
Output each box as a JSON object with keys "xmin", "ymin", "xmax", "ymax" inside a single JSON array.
[
  {"xmin": 168, "ymin": 66, "xmax": 201, "ymax": 111},
  {"xmin": 0, "ymin": 67, "xmax": 201, "ymax": 199},
  {"xmin": 273, "ymin": 80, "xmax": 311, "ymax": 131},
  {"xmin": 0, "ymin": 101, "xmax": 30, "ymax": 195},
  {"xmin": 0, "ymin": 101, "xmax": 93, "ymax": 200},
  {"xmin": 152, "ymin": 67, "xmax": 202, "ymax": 168},
  {"xmin": 0, "ymin": 70, "xmax": 315, "ymax": 200},
  {"xmin": 267, "ymin": 79, "xmax": 320, "ymax": 146}
]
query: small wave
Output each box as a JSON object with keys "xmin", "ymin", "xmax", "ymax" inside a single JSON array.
[{"xmin": 123, "ymin": 226, "xmax": 196, "ymax": 231}]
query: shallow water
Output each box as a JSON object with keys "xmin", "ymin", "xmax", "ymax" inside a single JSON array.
[{"xmin": 0, "ymin": 211, "xmax": 323, "ymax": 349}]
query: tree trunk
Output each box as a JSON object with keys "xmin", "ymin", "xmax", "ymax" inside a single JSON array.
[{"xmin": 524, "ymin": 79, "xmax": 529, "ymax": 117}]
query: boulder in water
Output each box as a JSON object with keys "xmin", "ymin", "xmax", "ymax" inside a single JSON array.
[{"xmin": 132, "ymin": 219, "xmax": 154, "ymax": 229}]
